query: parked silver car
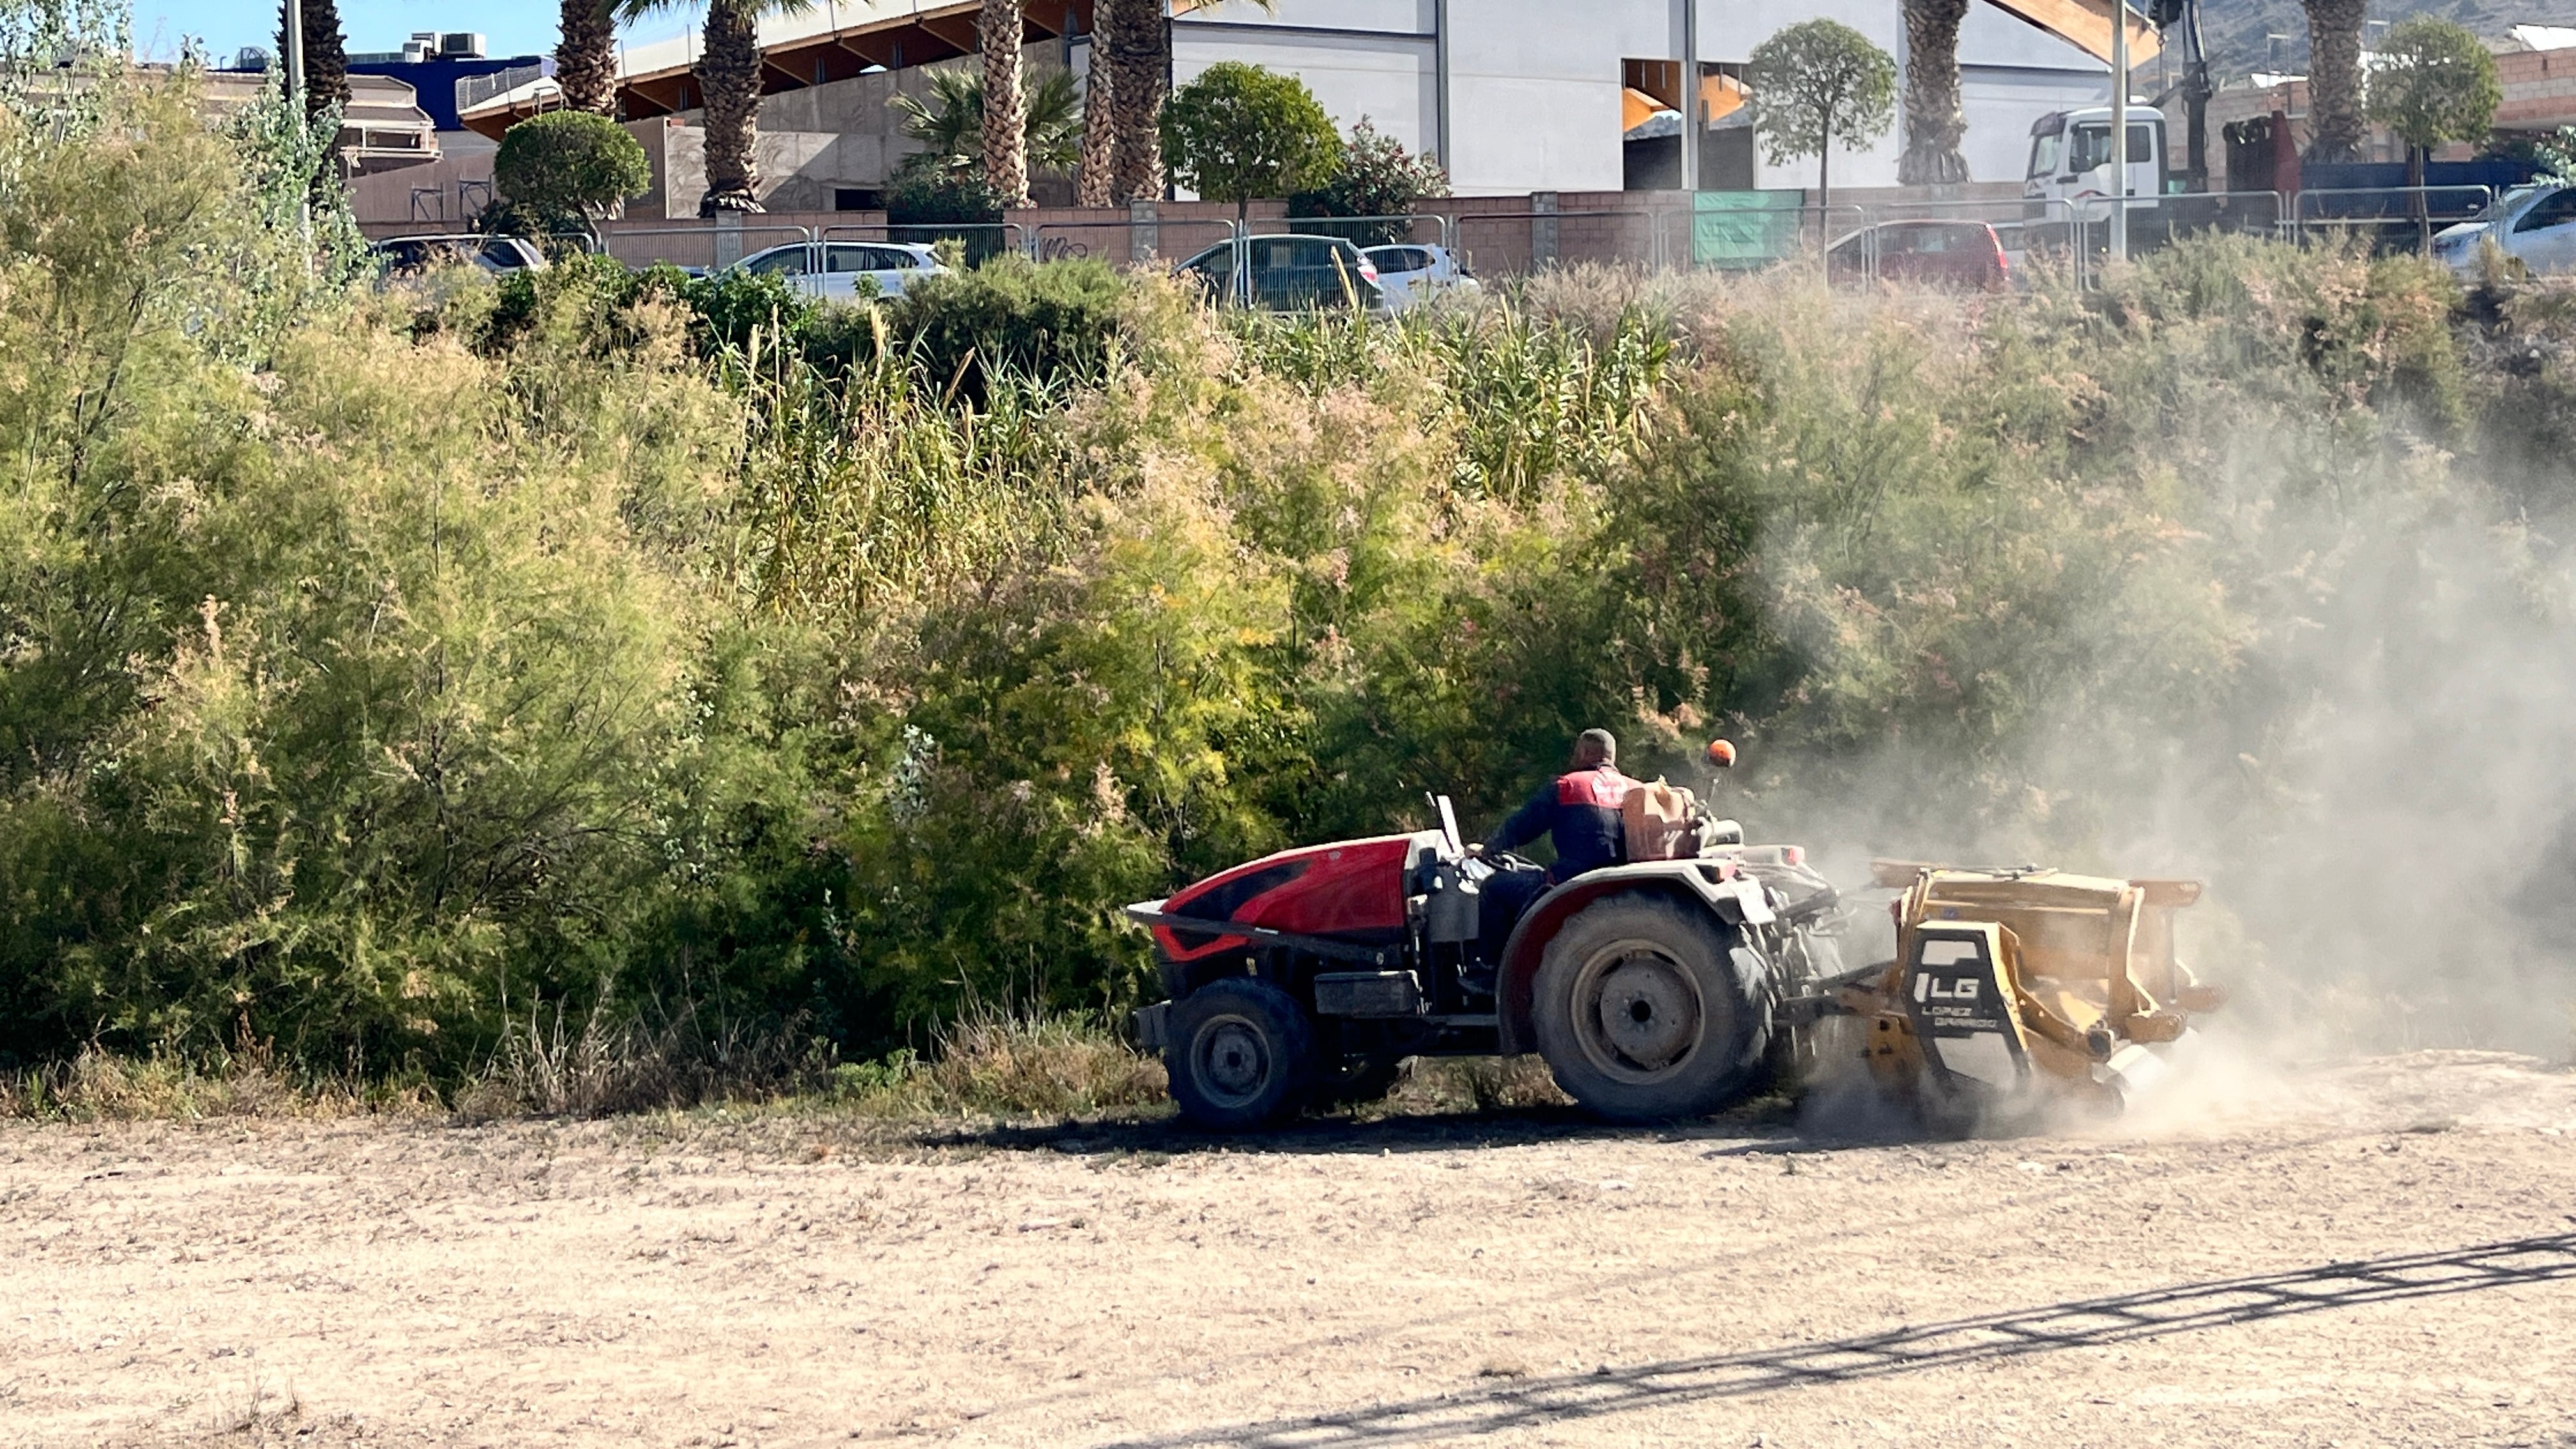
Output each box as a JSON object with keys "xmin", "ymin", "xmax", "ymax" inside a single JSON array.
[
  {"xmin": 369, "ymin": 234, "xmax": 548, "ymax": 278},
  {"xmin": 728, "ymin": 240, "xmax": 948, "ymax": 301},
  {"xmin": 1361, "ymin": 243, "xmax": 1478, "ymax": 310},
  {"xmin": 2434, "ymin": 183, "xmax": 2576, "ymax": 278}
]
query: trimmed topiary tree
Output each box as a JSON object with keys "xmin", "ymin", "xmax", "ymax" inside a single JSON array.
[
  {"xmin": 491, "ymin": 109, "xmax": 652, "ymax": 240},
  {"xmin": 1745, "ymin": 19, "xmax": 1895, "ymax": 217},
  {"xmin": 2367, "ymin": 16, "xmax": 2502, "ymax": 252}
]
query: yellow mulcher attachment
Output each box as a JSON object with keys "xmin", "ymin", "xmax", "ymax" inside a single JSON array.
[{"xmin": 1832, "ymin": 863, "xmax": 2225, "ymax": 1129}]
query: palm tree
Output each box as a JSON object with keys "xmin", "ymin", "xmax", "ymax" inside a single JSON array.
[
  {"xmin": 2301, "ymin": 0, "xmax": 2368, "ymax": 163},
  {"xmin": 620, "ymin": 0, "xmax": 808, "ymax": 215},
  {"xmin": 557, "ymin": 0, "xmax": 620, "ymax": 115},
  {"xmin": 979, "ymin": 0, "xmax": 1029, "ymax": 206},
  {"xmin": 1098, "ymin": 0, "xmax": 1164, "ymax": 203},
  {"xmin": 1075, "ymin": 0, "xmax": 1116, "ymax": 206},
  {"xmin": 891, "ymin": 66, "xmax": 1085, "ymax": 179},
  {"xmin": 1896, "ymin": 0, "xmax": 1969, "ymax": 186}
]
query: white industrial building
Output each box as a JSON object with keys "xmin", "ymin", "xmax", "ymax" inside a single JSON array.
[
  {"xmin": 1168, "ymin": 0, "xmax": 2128, "ymax": 195},
  {"xmin": 456, "ymin": 0, "xmax": 2139, "ymax": 214}
]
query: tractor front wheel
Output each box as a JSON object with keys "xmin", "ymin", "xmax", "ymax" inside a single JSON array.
[
  {"xmin": 1531, "ymin": 894, "xmax": 1773, "ymax": 1122},
  {"xmin": 1165, "ymin": 978, "xmax": 1316, "ymax": 1131}
]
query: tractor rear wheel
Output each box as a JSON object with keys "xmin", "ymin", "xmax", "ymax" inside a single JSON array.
[
  {"xmin": 1165, "ymin": 978, "xmax": 1315, "ymax": 1131},
  {"xmin": 1531, "ymin": 894, "xmax": 1774, "ymax": 1122}
]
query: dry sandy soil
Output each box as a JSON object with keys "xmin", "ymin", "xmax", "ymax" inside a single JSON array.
[{"xmin": 4, "ymin": 1046, "xmax": 2573, "ymax": 1449}]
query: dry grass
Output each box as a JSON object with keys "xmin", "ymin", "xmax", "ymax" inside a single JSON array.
[
  {"xmin": 1377, "ymin": 1055, "xmax": 1572, "ymax": 1116},
  {"xmin": 451, "ymin": 1000, "xmax": 825, "ymax": 1121},
  {"xmin": 830, "ymin": 1009, "xmax": 1168, "ymax": 1120},
  {"xmin": 0, "ymin": 1045, "xmax": 393, "ymax": 1123},
  {"xmin": 0, "ymin": 1009, "xmax": 1162, "ymax": 1127},
  {"xmin": 0, "ymin": 1016, "xmax": 1602, "ymax": 1130}
]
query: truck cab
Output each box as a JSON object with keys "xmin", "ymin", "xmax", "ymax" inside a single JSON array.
[{"xmin": 2026, "ymin": 106, "xmax": 2170, "ymax": 222}]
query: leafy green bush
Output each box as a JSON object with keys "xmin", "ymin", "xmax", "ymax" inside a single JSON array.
[
  {"xmin": 885, "ymin": 161, "xmax": 1011, "ymax": 264},
  {"xmin": 884, "ymin": 254, "xmax": 1126, "ymax": 399},
  {"xmin": 680, "ymin": 261, "xmax": 818, "ymax": 355},
  {"xmin": 1289, "ymin": 117, "xmax": 1447, "ymax": 247}
]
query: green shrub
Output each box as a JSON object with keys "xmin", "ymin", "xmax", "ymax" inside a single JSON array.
[
  {"xmin": 1289, "ymin": 116, "xmax": 1447, "ymax": 247},
  {"xmin": 885, "ymin": 161, "xmax": 1011, "ymax": 265},
  {"xmin": 682, "ymin": 263, "xmax": 818, "ymax": 356},
  {"xmin": 885, "ymin": 254, "xmax": 1126, "ymax": 398}
]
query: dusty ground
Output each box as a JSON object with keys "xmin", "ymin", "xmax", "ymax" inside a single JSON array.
[{"xmin": 4, "ymin": 1046, "xmax": 2573, "ymax": 1449}]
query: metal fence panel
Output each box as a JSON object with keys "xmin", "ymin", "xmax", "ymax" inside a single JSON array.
[
  {"xmin": 1260, "ymin": 213, "xmax": 1456, "ymax": 252},
  {"xmin": 594, "ymin": 224, "xmax": 815, "ymax": 272}
]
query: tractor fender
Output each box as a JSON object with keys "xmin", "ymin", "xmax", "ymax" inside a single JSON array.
[{"xmin": 1492, "ymin": 861, "xmax": 1775, "ymax": 1055}]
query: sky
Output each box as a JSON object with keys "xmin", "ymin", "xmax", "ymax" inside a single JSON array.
[{"xmin": 141, "ymin": 0, "xmax": 684, "ymax": 67}]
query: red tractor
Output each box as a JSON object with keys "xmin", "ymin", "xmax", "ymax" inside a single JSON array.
[
  {"xmin": 1127, "ymin": 747, "xmax": 1849, "ymax": 1130},
  {"xmin": 1128, "ymin": 743, "xmax": 2222, "ymax": 1132}
]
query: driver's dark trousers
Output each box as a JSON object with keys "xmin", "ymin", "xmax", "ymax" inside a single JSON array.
[{"xmin": 1477, "ymin": 861, "xmax": 1552, "ymax": 965}]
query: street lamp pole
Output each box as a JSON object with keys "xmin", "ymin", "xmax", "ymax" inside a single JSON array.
[
  {"xmin": 1678, "ymin": 0, "xmax": 1699, "ymax": 193},
  {"xmin": 2109, "ymin": 0, "xmax": 2129, "ymax": 263},
  {"xmin": 284, "ymin": 0, "xmax": 307, "ymax": 108}
]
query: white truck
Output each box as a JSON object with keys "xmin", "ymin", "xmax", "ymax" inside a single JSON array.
[{"xmin": 2023, "ymin": 106, "xmax": 2172, "ymax": 224}]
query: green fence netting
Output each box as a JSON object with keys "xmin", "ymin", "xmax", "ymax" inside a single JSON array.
[{"xmin": 1692, "ymin": 190, "xmax": 1805, "ymax": 268}]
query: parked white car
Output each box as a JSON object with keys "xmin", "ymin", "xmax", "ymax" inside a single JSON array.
[
  {"xmin": 733, "ymin": 240, "xmax": 947, "ymax": 300},
  {"xmin": 1362, "ymin": 243, "xmax": 1478, "ymax": 310},
  {"xmin": 2434, "ymin": 183, "xmax": 2576, "ymax": 278}
]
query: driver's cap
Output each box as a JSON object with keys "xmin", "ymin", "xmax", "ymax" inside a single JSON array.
[{"xmin": 1706, "ymin": 739, "xmax": 1738, "ymax": 768}]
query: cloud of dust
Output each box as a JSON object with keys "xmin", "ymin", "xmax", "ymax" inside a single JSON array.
[{"xmin": 1723, "ymin": 378, "xmax": 2576, "ymax": 1073}]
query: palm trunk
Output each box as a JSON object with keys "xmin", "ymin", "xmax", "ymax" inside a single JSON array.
[
  {"xmin": 1076, "ymin": 9, "xmax": 1117, "ymax": 208},
  {"xmin": 1897, "ymin": 0, "xmax": 1970, "ymax": 186},
  {"xmin": 1103, "ymin": 0, "xmax": 1165, "ymax": 203},
  {"xmin": 557, "ymin": 0, "xmax": 618, "ymax": 115},
  {"xmin": 2301, "ymin": 0, "xmax": 2366, "ymax": 164},
  {"xmin": 980, "ymin": 0, "xmax": 1031, "ymax": 206},
  {"xmin": 696, "ymin": 0, "xmax": 764, "ymax": 214}
]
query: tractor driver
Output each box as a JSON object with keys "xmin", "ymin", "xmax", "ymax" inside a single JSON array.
[
  {"xmin": 1476, "ymin": 728, "xmax": 1637, "ymax": 883},
  {"xmin": 1467, "ymin": 729, "xmax": 1639, "ymax": 954}
]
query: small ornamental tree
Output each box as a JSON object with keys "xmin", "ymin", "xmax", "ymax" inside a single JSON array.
[
  {"xmin": 2367, "ymin": 16, "xmax": 2502, "ymax": 250},
  {"xmin": 1160, "ymin": 61, "xmax": 1342, "ymax": 222},
  {"xmin": 491, "ymin": 110, "xmax": 652, "ymax": 236},
  {"xmin": 1289, "ymin": 117, "xmax": 1446, "ymax": 247},
  {"xmin": 1745, "ymin": 19, "xmax": 1896, "ymax": 216}
]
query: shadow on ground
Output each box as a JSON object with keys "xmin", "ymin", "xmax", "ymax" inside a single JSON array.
[
  {"xmin": 908, "ymin": 1091, "xmax": 1885, "ymax": 1161},
  {"xmin": 1090, "ymin": 1231, "xmax": 2576, "ymax": 1447}
]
